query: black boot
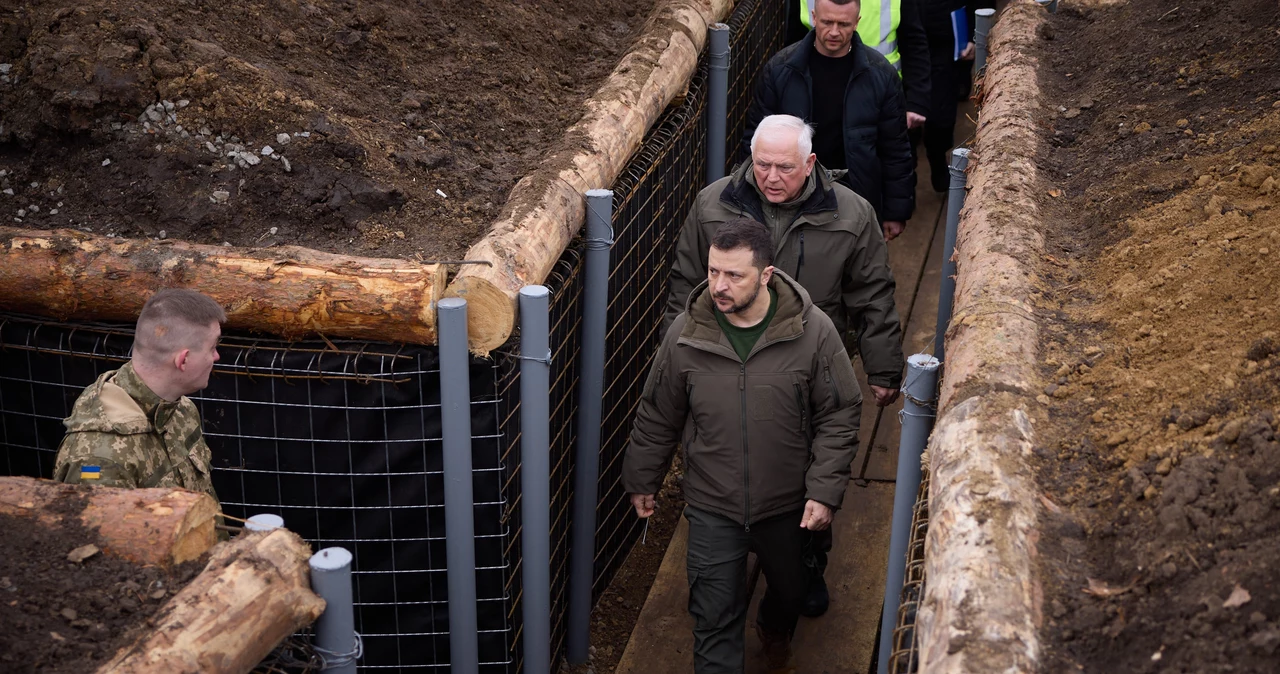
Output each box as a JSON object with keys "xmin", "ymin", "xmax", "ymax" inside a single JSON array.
[{"xmin": 800, "ymin": 570, "xmax": 830, "ymax": 617}]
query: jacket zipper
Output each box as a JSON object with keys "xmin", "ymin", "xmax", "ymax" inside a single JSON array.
[
  {"xmin": 823, "ymin": 357, "xmax": 842, "ymax": 408},
  {"xmin": 794, "ymin": 382, "xmax": 809, "ymax": 440},
  {"xmin": 797, "ymin": 230, "xmax": 805, "ymax": 281},
  {"xmin": 739, "ymin": 363, "xmax": 751, "ymax": 532}
]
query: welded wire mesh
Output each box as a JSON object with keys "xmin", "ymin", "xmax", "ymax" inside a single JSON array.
[
  {"xmin": 887, "ymin": 469, "xmax": 931, "ymax": 673},
  {"xmin": 0, "ymin": 3, "xmax": 790, "ymax": 672},
  {"xmin": 0, "ymin": 315, "xmax": 516, "ymax": 674},
  {"xmin": 494, "ymin": 1, "xmax": 789, "ymax": 669}
]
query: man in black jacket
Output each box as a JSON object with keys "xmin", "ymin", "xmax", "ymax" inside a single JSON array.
[{"xmin": 745, "ymin": 0, "xmax": 916, "ymax": 241}]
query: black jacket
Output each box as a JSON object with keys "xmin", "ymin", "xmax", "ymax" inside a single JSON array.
[
  {"xmin": 897, "ymin": 0, "xmax": 933, "ymax": 118},
  {"xmin": 742, "ymin": 32, "xmax": 916, "ymax": 223}
]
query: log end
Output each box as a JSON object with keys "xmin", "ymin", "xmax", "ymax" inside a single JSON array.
[{"xmin": 444, "ymin": 275, "xmax": 515, "ymax": 356}]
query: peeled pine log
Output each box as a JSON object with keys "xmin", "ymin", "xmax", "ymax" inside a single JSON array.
[
  {"xmin": 916, "ymin": 3, "xmax": 1047, "ymax": 673},
  {"xmin": 0, "ymin": 476, "xmax": 218, "ymax": 566},
  {"xmin": 99, "ymin": 528, "xmax": 326, "ymax": 674},
  {"xmin": 447, "ymin": 0, "xmax": 734, "ymax": 354},
  {"xmin": 0, "ymin": 226, "xmax": 446, "ymax": 344}
]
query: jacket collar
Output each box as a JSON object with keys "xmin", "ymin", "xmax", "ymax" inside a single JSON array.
[
  {"xmin": 679, "ymin": 270, "xmax": 814, "ymax": 359},
  {"xmin": 720, "ymin": 157, "xmax": 841, "ymax": 224},
  {"xmin": 112, "ymin": 361, "xmax": 179, "ymax": 423}
]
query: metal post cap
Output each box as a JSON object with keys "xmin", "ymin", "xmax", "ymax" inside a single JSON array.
[
  {"xmin": 310, "ymin": 546, "xmax": 354, "ymax": 571},
  {"xmin": 976, "ymin": 8, "xmax": 996, "ymax": 16},
  {"xmin": 438, "ymin": 297, "xmax": 466, "ymax": 310},
  {"xmin": 585, "ymin": 189, "xmax": 613, "ymax": 199},
  {"xmin": 519, "ymin": 285, "xmax": 550, "ymax": 299}
]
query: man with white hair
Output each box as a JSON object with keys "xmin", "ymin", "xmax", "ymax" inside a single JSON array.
[
  {"xmin": 53, "ymin": 288, "xmax": 225, "ymax": 502},
  {"xmin": 744, "ymin": 0, "xmax": 916, "ymax": 241},
  {"xmin": 666, "ymin": 113, "xmax": 904, "ymax": 618}
]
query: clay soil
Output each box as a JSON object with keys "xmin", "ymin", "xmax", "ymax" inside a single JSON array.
[
  {"xmin": 0, "ymin": 492, "xmax": 204, "ymax": 674},
  {"xmin": 1026, "ymin": 0, "xmax": 1280, "ymax": 672},
  {"xmin": 0, "ymin": 0, "xmax": 654, "ymax": 260}
]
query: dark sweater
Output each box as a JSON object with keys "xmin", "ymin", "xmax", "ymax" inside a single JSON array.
[{"xmin": 808, "ymin": 47, "xmax": 856, "ymax": 170}]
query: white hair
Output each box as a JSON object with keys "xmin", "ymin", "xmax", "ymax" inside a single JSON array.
[{"xmin": 750, "ymin": 115, "xmax": 814, "ymax": 158}]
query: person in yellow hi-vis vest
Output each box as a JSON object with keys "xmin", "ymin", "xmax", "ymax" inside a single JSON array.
[{"xmin": 798, "ymin": 0, "xmax": 932, "ymax": 130}]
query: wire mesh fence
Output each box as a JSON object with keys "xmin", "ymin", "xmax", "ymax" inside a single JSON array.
[
  {"xmin": 887, "ymin": 469, "xmax": 931, "ymax": 673},
  {"xmin": 0, "ymin": 316, "xmax": 516, "ymax": 673},
  {"xmin": 494, "ymin": 1, "xmax": 789, "ymax": 668},
  {"xmin": 0, "ymin": 2, "xmax": 791, "ymax": 672}
]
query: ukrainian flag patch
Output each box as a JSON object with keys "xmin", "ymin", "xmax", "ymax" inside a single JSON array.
[{"xmin": 80, "ymin": 466, "xmax": 102, "ymax": 480}]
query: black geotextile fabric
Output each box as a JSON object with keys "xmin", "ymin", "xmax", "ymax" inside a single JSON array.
[{"xmin": 0, "ymin": 316, "xmax": 514, "ymax": 673}]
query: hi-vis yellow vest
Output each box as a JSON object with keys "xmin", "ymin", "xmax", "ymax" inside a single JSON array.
[{"xmin": 801, "ymin": 0, "xmax": 903, "ymax": 73}]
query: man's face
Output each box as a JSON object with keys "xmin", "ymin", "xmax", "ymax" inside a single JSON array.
[
  {"xmin": 752, "ymin": 129, "xmax": 818, "ymax": 204},
  {"xmin": 813, "ymin": 0, "xmax": 860, "ymax": 58},
  {"xmin": 177, "ymin": 322, "xmax": 221, "ymax": 395},
  {"xmin": 708, "ymin": 245, "xmax": 772, "ymax": 314}
]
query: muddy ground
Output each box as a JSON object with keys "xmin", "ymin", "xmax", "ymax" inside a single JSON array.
[
  {"xmin": 0, "ymin": 0, "xmax": 654, "ymax": 260},
  {"xmin": 1028, "ymin": 0, "xmax": 1280, "ymax": 672},
  {"xmin": 0, "ymin": 492, "xmax": 204, "ymax": 674}
]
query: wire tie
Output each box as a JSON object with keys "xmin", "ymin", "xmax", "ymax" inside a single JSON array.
[
  {"xmin": 313, "ymin": 632, "xmax": 363, "ymax": 669},
  {"xmin": 517, "ymin": 350, "xmax": 553, "ymax": 366}
]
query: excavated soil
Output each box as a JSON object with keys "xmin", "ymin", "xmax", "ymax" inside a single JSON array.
[
  {"xmin": 0, "ymin": 492, "xmax": 204, "ymax": 674},
  {"xmin": 1029, "ymin": 0, "xmax": 1280, "ymax": 672},
  {"xmin": 0, "ymin": 0, "xmax": 654, "ymax": 260}
]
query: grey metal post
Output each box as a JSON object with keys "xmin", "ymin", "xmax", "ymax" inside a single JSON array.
[
  {"xmin": 934, "ymin": 147, "xmax": 971, "ymax": 365},
  {"xmin": 244, "ymin": 513, "xmax": 283, "ymax": 532},
  {"xmin": 706, "ymin": 23, "xmax": 731, "ymax": 184},
  {"xmin": 974, "ymin": 8, "xmax": 996, "ymax": 74},
  {"xmin": 519, "ymin": 285, "xmax": 552, "ymax": 674},
  {"xmin": 567, "ymin": 189, "xmax": 614, "ymax": 664},
  {"xmin": 438, "ymin": 297, "xmax": 478, "ymax": 674},
  {"xmin": 310, "ymin": 547, "xmax": 359, "ymax": 674},
  {"xmin": 876, "ymin": 354, "xmax": 941, "ymax": 674}
]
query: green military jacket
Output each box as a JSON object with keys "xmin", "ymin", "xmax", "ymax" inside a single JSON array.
[
  {"xmin": 53, "ymin": 362, "xmax": 218, "ymax": 502},
  {"xmin": 626, "ymin": 271, "xmax": 862, "ymax": 526}
]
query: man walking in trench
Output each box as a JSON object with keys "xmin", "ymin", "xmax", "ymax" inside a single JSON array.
[
  {"xmin": 667, "ymin": 114, "xmax": 905, "ymax": 619},
  {"xmin": 627, "ymin": 219, "xmax": 863, "ymax": 672}
]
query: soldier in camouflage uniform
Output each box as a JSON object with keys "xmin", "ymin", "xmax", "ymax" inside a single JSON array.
[{"xmin": 53, "ymin": 289, "xmax": 225, "ymax": 503}]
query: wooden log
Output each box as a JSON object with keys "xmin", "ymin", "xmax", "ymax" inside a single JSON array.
[
  {"xmin": 446, "ymin": 0, "xmax": 735, "ymax": 354},
  {"xmin": 0, "ymin": 226, "xmax": 446, "ymax": 344},
  {"xmin": 916, "ymin": 3, "xmax": 1047, "ymax": 673},
  {"xmin": 98, "ymin": 528, "xmax": 326, "ymax": 674},
  {"xmin": 0, "ymin": 476, "xmax": 219, "ymax": 566}
]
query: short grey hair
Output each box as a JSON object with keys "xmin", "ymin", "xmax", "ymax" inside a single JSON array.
[{"xmin": 750, "ymin": 115, "xmax": 814, "ymax": 158}]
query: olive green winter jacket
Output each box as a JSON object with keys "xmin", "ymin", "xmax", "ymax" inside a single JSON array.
[
  {"xmin": 664, "ymin": 160, "xmax": 905, "ymax": 389},
  {"xmin": 626, "ymin": 271, "xmax": 862, "ymax": 527}
]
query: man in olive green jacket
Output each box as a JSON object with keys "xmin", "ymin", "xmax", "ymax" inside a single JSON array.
[
  {"xmin": 665, "ymin": 114, "xmax": 905, "ymax": 616},
  {"xmin": 53, "ymin": 289, "xmax": 225, "ymax": 503},
  {"xmin": 626, "ymin": 219, "xmax": 862, "ymax": 673}
]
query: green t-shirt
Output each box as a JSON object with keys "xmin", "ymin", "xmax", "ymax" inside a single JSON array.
[{"xmin": 714, "ymin": 287, "xmax": 778, "ymax": 361}]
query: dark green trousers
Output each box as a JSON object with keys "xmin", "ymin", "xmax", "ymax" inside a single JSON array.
[{"xmin": 685, "ymin": 505, "xmax": 809, "ymax": 674}]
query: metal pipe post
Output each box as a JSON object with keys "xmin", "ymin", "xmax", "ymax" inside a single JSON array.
[
  {"xmin": 877, "ymin": 354, "xmax": 941, "ymax": 674},
  {"xmin": 567, "ymin": 189, "xmax": 614, "ymax": 664},
  {"xmin": 310, "ymin": 547, "xmax": 359, "ymax": 674},
  {"xmin": 519, "ymin": 285, "xmax": 552, "ymax": 674},
  {"xmin": 974, "ymin": 8, "xmax": 996, "ymax": 74},
  {"xmin": 706, "ymin": 23, "xmax": 731, "ymax": 184},
  {"xmin": 934, "ymin": 147, "xmax": 971, "ymax": 365},
  {"xmin": 438, "ymin": 297, "xmax": 478, "ymax": 674}
]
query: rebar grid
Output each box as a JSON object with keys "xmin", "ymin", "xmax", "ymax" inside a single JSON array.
[
  {"xmin": 887, "ymin": 469, "xmax": 931, "ymax": 673},
  {"xmin": 0, "ymin": 316, "xmax": 516, "ymax": 673}
]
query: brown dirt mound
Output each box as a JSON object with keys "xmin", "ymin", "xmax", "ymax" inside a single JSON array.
[
  {"xmin": 0, "ymin": 493, "xmax": 204, "ymax": 674},
  {"xmin": 0, "ymin": 0, "xmax": 653, "ymax": 260},
  {"xmin": 1031, "ymin": 0, "xmax": 1280, "ymax": 672}
]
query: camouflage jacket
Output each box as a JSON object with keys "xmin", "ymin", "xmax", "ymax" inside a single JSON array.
[{"xmin": 53, "ymin": 362, "xmax": 218, "ymax": 502}]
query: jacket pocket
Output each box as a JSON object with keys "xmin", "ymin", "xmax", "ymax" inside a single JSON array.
[{"xmin": 824, "ymin": 352, "xmax": 862, "ymax": 408}]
